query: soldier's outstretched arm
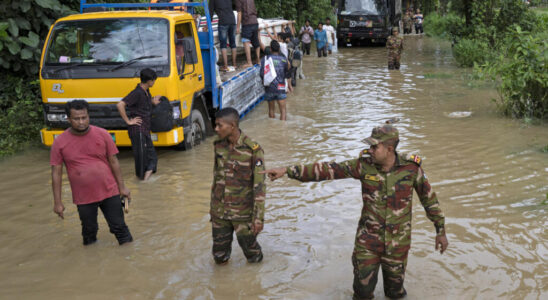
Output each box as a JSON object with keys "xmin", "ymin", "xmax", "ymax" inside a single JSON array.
[
  {"xmin": 262, "ymin": 159, "xmax": 362, "ymax": 182},
  {"xmin": 261, "ymin": 167, "xmax": 287, "ymax": 181}
]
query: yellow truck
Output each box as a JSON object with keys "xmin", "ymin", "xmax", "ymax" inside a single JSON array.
[{"xmin": 39, "ymin": 0, "xmax": 264, "ymax": 149}]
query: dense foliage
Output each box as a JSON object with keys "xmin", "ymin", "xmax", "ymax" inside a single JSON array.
[
  {"xmin": 0, "ymin": 0, "xmax": 77, "ymax": 157},
  {"xmin": 425, "ymin": 0, "xmax": 547, "ymax": 120},
  {"xmin": 255, "ymin": 0, "xmax": 334, "ymax": 27},
  {"xmin": 423, "ymin": 12, "xmax": 465, "ymax": 40},
  {"xmin": 0, "ymin": 0, "xmax": 76, "ymax": 76},
  {"xmin": 478, "ymin": 25, "xmax": 547, "ymax": 119},
  {"xmin": 0, "ymin": 77, "xmax": 43, "ymax": 157}
]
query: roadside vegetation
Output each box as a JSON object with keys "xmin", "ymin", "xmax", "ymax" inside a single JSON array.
[{"xmin": 424, "ymin": 0, "xmax": 547, "ymax": 120}]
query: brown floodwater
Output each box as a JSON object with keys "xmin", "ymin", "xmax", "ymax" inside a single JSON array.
[{"xmin": 1, "ymin": 36, "xmax": 547, "ymax": 300}]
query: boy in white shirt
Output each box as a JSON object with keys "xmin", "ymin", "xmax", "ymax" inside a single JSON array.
[
  {"xmin": 265, "ymin": 24, "xmax": 288, "ymax": 58},
  {"xmin": 324, "ymin": 17, "xmax": 336, "ymax": 55}
]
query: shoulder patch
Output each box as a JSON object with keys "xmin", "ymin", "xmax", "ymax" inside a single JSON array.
[
  {"xmin": 242, "ymin": 135, "xmax": 261, "ymax": 151},
  {"xmin": 359, "ymin": 149, "xmax": 370, "ymax": 158},
  {"xmin": 364, "ymin": 174, "xmax": 380, "ymax": 181},
  {"xmin": 405, "ymin": 153, "xmax": 422, "ymax": 166}
]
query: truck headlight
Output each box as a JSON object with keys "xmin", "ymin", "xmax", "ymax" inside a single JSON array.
[
  {"xmin": 47, "ymin": 113, "xmax": 68, "ymax": 122},
  {"xmin": 172, "ymin": 106, "xmax": 181, "ymax": 119}
]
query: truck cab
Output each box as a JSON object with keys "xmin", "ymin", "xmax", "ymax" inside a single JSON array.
[
  {"xmin": 39, "ymin": 1, "xmax": 264, "ymax": 149},
  {"xmin": 336, "ymin": 0, "xmax": 401, "ymax": 46}
]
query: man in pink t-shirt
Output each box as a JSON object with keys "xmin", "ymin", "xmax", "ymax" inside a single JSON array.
[{"xmin": 51, "ymin": 100, "xmax": 133, "ymax": 245}]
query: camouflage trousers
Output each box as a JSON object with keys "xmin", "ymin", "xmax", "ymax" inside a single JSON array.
[
  {"xmin": 352, "ymin": 244, "xmax": 408, "ymax": 300},
  {"xmin": 404, "ymin": 24, "xmax": 413, "ymax": 34},
  {"xmin": 388, "ymin": 54, "xmax": 401, "ymax": 70},
  {"xmin": 211, "ymin": 217, "xmax": 263, "ymax": 264}
]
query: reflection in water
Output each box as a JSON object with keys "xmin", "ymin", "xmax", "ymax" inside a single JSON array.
[{"xmin": 0, "ymin": 37, "xmax": 547, "ymax": 299}]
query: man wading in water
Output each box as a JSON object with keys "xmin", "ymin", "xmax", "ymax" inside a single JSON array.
[
  {"xmin": 262, "ymin": 123, "xmax": 448, "ymax": 299},
  {"xmin": 209, "ymin": 108, "xmax": 266, "ymax": 264},
  {"xmin": 117, "ymin": 68, "xmax": 161, "ymax": 181},
  {"xmin": 51, "ymin": 100, "xmax": 133, "ymax": 246}
]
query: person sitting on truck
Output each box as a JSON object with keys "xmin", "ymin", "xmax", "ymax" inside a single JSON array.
[
  {"xmin": 414, "ymin": 9, "xmax": 424, "ymax": 34},
  {"xmin": 175, "ymin": 33, "xmax": 185, "ymax": 74},
  {"xmin": 299, "ymin": 20, "xmax": 314, "ymax": 55},
  {"xmin": 236, "ymin": 0, "xmax": 261, "ymax": 68},
  {"xmin": 314, "ymin": 22, "xmax": 328, "ymax": 58},
  {"xmin": 386, "ymin": 27, "xmax": 404, "ymax": 70},
  {"xmin": 260, "ymin": 40, "xmax": 291, "ymax": 121},
  {"xmin": 116, "ymin": 68, "xmax": 161, "ymax": 181},
  {"xmin": 209, "ymin": 0, "xmax": 237, "ymax": 72}
]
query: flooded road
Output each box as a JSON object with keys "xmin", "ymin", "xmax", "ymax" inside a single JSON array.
[{"xmin": 1, "ymin": 36, "xmax": 547, "ymax": 299}]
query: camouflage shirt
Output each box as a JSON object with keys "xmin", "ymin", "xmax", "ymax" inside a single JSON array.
[
  {"xmin": 403, "ymin": 14, "xmax": 413, "ymax": 28},
  {"xmin": 210, "ymin": 132, "xmax": 266, "ymax": 223},
  {"xmin": 286, "ymin": 151, "xmax": 445, "ymax": 255},
  {"xmin": 386, "ymin": 35, "xmax": 404, "ymax": 56}
]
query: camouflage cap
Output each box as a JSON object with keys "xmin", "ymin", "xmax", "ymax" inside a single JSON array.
[{"xmin": 362, "ymin": 124, "xmax": 399, "ymax": 145}]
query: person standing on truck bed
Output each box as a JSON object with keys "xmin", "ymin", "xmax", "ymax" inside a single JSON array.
[
  {"xmin": 299, "ymin": 20, "xmax": 314, "ymax": 55},
  {"xmin": 209, "ymin": 0, "xmax": 237, "ymax": 72},
  {"xmin": 210, "ymin": 107, "xmax": 266, "ymax": 265},
  {"xmin": 236, "ymin": 0, "xmax": 261, "ymax": 68},
  {"xmin": 386, "ymin": 27, "xmax": 404, "ymax": 70},
  {"xmin": 117, "ymin": 68, "xmax": 161, "ymax": 181},
  {"xmin": 51, "ymin": 100, "xmax": 133, "ymax": 246},
  {"xmin": 261, "ymin": 123, "xmax": 449, "ymax": 300},
  {"xmin": 260, "ymin": 40, "xmax": 291, "ymax": 121}
]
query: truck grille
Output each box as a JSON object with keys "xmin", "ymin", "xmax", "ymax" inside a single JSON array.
[{"xmin": 44, "ymin": 103, "xmax": 127, "ymax": 129}]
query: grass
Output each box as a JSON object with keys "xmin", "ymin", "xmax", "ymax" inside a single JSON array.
[
  {"xmin": 531, "ymin": 6, "xmax": 548, "ymax": 15},
  {"xmin": 423, "ymin": 73, "xmax": 454, "ymax": 79}
]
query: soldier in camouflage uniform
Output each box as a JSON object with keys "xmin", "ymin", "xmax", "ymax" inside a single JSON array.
[
  {"xmin": 403, "ymin": 10, "xmax": 414, "ymax": 34},
  {"xmin": 210, "ymin": 107, "xmax": 266, "ymax": 264},
  {"xmin": 262, "ymin": 124, "xmax": 449, "ymax": 299},
  {"xmin": 386, "ymin": 27, "xmax": 404, "ymax": 70}
]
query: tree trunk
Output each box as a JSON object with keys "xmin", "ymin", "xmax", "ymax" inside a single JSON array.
[{"xmin": 464, "ymin": 0, "xmax": 472, "ymax": 26}]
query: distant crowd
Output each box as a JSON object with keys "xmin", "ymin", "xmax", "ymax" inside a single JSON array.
[{"xmin": 403, "ymin": 8, "xmax": 424, "ymax": 35}]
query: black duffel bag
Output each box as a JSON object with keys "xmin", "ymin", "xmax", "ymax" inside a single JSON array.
[{"xmin": 151, "ymin": 96, "xmax": 174, "ymax": 132}]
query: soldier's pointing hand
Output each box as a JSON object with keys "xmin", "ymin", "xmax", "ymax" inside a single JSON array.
[{"xmin": 260, "ymin": 167, "xmax": 286, "ymax": 181}]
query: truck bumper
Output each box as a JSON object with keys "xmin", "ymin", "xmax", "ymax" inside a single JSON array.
[
  {"xmin": 40, "ymin": 127, "xmax": 184, "ymax": 147},
  {"xmin": 337, "ymin": 29, "xmax": 389, "ymax": 40}
]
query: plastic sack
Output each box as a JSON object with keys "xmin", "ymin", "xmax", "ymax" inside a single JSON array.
[{"xmin": 263, "ymin": 56, "xmax": 277, "ymax": 86}]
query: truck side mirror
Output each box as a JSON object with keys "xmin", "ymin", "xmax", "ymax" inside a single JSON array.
[{"xmin": 179, "ymin": 37, "xmax": 197, "ymax": 79}]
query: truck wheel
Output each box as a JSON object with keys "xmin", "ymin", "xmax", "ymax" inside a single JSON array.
[{"xmin": 183, "ymin": 109, "xmax": 206, "ymax": 150}]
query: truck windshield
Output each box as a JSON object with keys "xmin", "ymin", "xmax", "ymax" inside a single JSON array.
[
  {"xmin": 44, "ymin": 18, "xmax": 168, "ymax": 67},
  {"xmin": 343, "ymin": 0, "xmax": 381, "ymax": 14}
]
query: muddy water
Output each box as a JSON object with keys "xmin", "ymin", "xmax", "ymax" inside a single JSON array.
[{"xmin": 1, "ymin": 36, "xmax": 547, "ymax": 300}]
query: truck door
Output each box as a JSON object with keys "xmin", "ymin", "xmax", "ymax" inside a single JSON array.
[{"xmin": 174, "ymin": 21, "xmax": 200, "ymax": 118}]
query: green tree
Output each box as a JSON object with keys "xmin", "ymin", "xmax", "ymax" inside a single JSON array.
[{"xmin": 255, "ymin": 0, "xmax": 334, "ymax": 27}]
